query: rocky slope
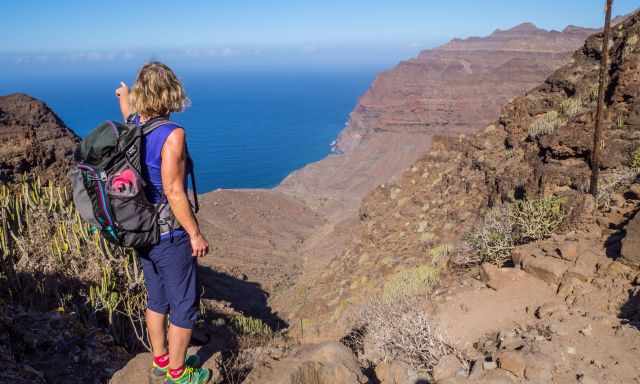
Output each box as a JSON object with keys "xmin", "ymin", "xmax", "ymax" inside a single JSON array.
[
  {"xmin": 278, "ymin": 23, "xmax": 597, "ymax": 218},
  {"xmin": 0, "ymin": 93, "xmax": 79, "ymax": 181},
  {"xmin": 277, "ymin": 10, "xmax": 640, "ymax": 383}
]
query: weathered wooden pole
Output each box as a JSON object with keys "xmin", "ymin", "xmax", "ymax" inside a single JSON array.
[{"xmin": 590, "ymin": 0, "xmax": 614, "ymax": 197}]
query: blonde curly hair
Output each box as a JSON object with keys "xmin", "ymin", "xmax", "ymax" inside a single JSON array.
[{"xmin": 129, "ymin": 61, "xmax": 190, "ymax": 118}]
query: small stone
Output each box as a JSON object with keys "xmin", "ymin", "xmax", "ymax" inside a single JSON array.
[
  {"xmin": 483, "ymin": 360, "xmax": 498, "ymax": 370},
  {"xmin": 567, "ymin": 346, "xmax": 577, "ymax": 355},
  {"xmin": 535, "ymin": 303, "xmax": 566, "ymax": 319},
  {"xmin": 579, "ymin": 324, "xmax": 593, "ymax": 337}
]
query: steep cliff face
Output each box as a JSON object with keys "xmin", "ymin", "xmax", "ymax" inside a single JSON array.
[
  {"xmin": 0, "ymin": 93, "xmax": 79, "ymax": 181},
  {"xmin": 278, "ymin": 23, "xmax": 597, "ymax": 219},
  {"xmin": 287, "ymin": 11, "xmax": 640, "ymax": 343}
]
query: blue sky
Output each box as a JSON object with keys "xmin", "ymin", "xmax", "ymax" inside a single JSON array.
[{"xmin": 1, "ymin": 1, "xmax": 638, "ymax": 68}]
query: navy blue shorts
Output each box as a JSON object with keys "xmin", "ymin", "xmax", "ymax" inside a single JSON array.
[{"xmin": 138, "ymin": 232, "xmax": 199, "ymax": 329}]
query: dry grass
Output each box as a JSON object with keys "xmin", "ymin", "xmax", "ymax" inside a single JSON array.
[{"xmin": 383, "ymin": 264, "xmax": 440, "ymax": 300}]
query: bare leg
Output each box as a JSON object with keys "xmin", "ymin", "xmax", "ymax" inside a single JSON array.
[
  {"xmin": 168, "ymin": 324, "xmax": 192, "ymax": 370},
  {"xmin": 146, "ymin": 309, "xmax": 168, "ymax": 357}
]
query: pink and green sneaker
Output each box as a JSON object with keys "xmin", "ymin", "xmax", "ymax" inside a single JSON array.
[
  {"xmin": 151, "ymin": 355, "xmax": 201, "ymax": 380},
  {"xmin": 164, "ymin": 366, "xmax": 212, "ymax": 384}
]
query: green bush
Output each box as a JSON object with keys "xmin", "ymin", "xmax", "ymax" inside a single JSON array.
[
  {"xmin": 528, "ymin": 111, "xmax": 566, "ymax": 138},
  {"xmin": 630, "ymin": 147, "xmax": 640, "ymax": 170},
  {"xmin": 509, "ymin": 197, "xmax": 565, "ymax": 242},
  {"xmin": 231, "ymin": 314, "xmax": 273, "ymax": 337},
  {"xmin": 465, "ymin": 197, "xmax": 566, "ymax": 265},
  {"xmin": 559, "ymin": 97, "xmax": 583, "ymax": 118}
]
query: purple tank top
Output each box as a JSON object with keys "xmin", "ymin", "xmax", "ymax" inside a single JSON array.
[{"xmin": 132, "ymin": 115, "xmax": 180, "ymax": 203}]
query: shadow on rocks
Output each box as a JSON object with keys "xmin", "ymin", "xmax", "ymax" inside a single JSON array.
[
  {"xmin": 193, "ymin": 266, "xmax": 289, "ymax": 367},
  {"xmin": 0, "ymin": 271, "xmax": 130, "ymax": 384},
  {"xmin": 620, "ymin": 286, "xmax": 640, "ymax": 331},
  {"xmin": 198, "ymin": 265, "xmax": 287, "ymax": 331}
]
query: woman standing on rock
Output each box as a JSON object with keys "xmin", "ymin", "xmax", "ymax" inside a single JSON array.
[{"xmin": 116, "ymin": 62, "xmax": 211, "ymax": 384}]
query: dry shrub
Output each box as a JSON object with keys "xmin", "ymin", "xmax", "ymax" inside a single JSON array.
[
  {"xmin": 220, "ymin": 350, "xmax": 257, "ymax": 384},
  {"xmin": 596, "ymin": 167, "xmax": 638, "ymax": 209},
  {"xmin": 355, "ymin": 296, "xmax": 466, "ymax": 375},
  {"xmin": 463, "ymin": 206, "xmax": 514, "ymax": 266}
]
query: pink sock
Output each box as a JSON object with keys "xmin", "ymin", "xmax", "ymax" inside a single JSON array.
[
  {"xmin": 153, "ymin": 353, "xmax": 169, "ymax": 368},
  {"xmin": 169, "ymin": 366, "xmax": 185, "ymax": 379}
]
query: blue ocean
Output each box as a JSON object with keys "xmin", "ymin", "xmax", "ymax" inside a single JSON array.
[{"xmin": 1, "ymin": 65, "xmax": 375, "ymax": 192}]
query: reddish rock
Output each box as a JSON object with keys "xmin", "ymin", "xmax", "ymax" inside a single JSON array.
[
  {"xmin": 565, "ymin": 250, "xmax": 601, "ymax": 282},
  {"xmin": 0, "ymin": 93, "xmax": 79, "ymax": 181},
  {"xmin": 557, "ymin": 242, "xmax": 579, "ymax": 261},
  {"xmin": 522, "ymin": 256, "xmax": 571, "ymax": 286},
  {"xmin": 480, "ymin": 263, "xmax": 524, "ymax": 291}
]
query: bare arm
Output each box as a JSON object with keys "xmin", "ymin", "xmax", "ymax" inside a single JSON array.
[
  {"xmin": 161, "ymin": 128, "xmax": 209, "ymax": 257},
  {"xmin": 115, "ymin": 82, "xmax": 131, "ymax": 120}
]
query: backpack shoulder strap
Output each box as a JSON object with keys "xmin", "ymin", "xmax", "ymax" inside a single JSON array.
[{"xmin": 141, "ymin": 116, "xmax": 181, "ymax": 135}]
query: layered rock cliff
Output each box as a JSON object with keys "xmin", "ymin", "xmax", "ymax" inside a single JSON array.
[{"xmin": 278, "ymin": 23, "xmax": 597, "ymax": 219}]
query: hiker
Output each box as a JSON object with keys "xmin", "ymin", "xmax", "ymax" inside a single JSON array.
[{"xmin": 115, "ymin": 62, "xmax": 211, "ymax": 384}]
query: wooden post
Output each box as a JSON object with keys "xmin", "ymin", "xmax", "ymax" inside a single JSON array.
[{"xmin": 590, "ymin": 0, "xmax": 614, "ymax": 197}]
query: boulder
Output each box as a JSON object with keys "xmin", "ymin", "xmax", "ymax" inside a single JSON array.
[
  {"xmin": 522, "ymin": 256, "xmax": 570, "ymax": 286},
  {"xmin": 109, "ymin": 353, "xmax": 155, "ymax": 384},
  {"xmin": 480, "ymin": 264, "xmax": 524, "ymax": 291},
  {"xmin": 243, "ymin": 342, "xmax": 367, "ymax": 384},
  {"xmin": 622, "ymin": 213, "xmax": 640, "ymax": 266}
]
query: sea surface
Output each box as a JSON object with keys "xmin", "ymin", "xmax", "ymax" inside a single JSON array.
[{"xmin": 1, "ymin": 67, "xmax": 375, "ymax": 192}]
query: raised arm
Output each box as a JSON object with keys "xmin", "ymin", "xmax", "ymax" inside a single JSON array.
[
  {"xmin": 115, "ymin": 81, "xmax": 131, "ymax": 120},
  {"xmin": 161, "ymin": 128, "xmax": 209, "ymax": 257}
]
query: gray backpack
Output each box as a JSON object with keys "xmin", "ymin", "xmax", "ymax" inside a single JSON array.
[{"xmin": 69, "ymin": 117, "xmax": 198, "ymax": 248}]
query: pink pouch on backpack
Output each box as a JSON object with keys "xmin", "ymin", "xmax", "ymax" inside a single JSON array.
[{"xmin": 110, "ymin": 168, "xmax": 138, "ymax": 196}]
